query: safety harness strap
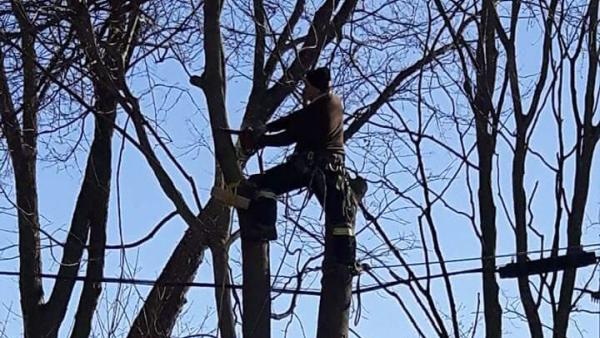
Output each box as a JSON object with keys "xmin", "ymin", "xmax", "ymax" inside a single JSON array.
[
  {"xmin": 331, "ymin": 226, "xmax": 354, "ymax": 236},
  {"xmin": 255, "ymin": 190, "xmax": 277, "ymax": 199}
]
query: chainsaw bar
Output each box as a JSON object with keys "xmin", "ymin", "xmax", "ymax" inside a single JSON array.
[{"xmin": 218, "ymin": 127, "xmax": 243, "ymax": 135}]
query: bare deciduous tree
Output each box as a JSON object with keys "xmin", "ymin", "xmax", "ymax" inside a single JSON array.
[{"xmin": 2, "ymin": 1, "xmax": 599, "ymax": 337}]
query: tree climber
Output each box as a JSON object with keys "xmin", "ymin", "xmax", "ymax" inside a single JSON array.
[{"xmin": 233, "ymin": 67, "xmax": 362, "ymax": 272}]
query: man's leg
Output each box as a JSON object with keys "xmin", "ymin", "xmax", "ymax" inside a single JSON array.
[
  {"xmin": 238, "ymin": 160, "xmax": 309, "ymax": 338},
  {"xmin": 311, "ymin": 162, "xmax": 357, "ymax": 266},
  {"xmin": 238, "ymin": 160, "xmax": 308, "ymax": 241},
  {"xmin": 311, "ymin": 160, "xmax": 357, "ymax": 338}
]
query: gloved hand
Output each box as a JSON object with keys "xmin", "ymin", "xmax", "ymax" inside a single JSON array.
[{"xmin": 239, "ymin": 124, "xmax": 266, "ymax": 153}]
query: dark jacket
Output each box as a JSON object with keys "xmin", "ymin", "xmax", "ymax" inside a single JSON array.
[{"xmin": 258, "ymin": 93, "xmax": 344, "ymax": 155}]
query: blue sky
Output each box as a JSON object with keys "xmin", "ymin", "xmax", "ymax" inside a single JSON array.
[{"xmin": 2, "ymin": 1, "xmax": 600, "ymax": 337}]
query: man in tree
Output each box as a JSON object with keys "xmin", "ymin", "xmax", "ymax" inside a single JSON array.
[{"xmin": 238, "ymin": 67, "xmax": 359, "ymax": 271}]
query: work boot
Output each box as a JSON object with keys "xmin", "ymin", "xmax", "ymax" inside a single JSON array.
[
  {"xmin": 237, "ymin": 180, "xmax": 278, "ymax": 241},
  {"xmin": 239, "ymin": 194, "xmax": 277, "ymax": 241},
  {"xmin": 328, "ymin": 234, "xmax": 358, "ymax": 272}
]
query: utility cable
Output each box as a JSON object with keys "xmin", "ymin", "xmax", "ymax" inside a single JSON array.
[
  {"xmin": 0, "ymin": 244, "xmax": 598, "ymax": 297},
  {"xmin": 0, "ymin": 266, "xmax": 484, "ymax": 297},
  {"xmin": 366, "ymin": 243, "xmax": 600, "ymax": 270}
]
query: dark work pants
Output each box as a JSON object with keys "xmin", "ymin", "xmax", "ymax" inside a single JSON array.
[
  {"xmin": 238, "ymin": 153, "xmax": 357, "ymax": 338},
  {"xmin": 239, "ymin": 153, "xmax": 357, "ymax": 266}
]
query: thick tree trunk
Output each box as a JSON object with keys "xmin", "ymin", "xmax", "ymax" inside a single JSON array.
[
  {"xmin": 69, "ymin": 99, "xmax": 116, "ymax": 338},
  {"xmin": 316, "ymin": 259, "xmax": 352, "ymax": 338},
  {"xmin": 211, "ymin": 244, "xmax": 237, "ymax": 338},
  {"xmin": 513, "ymin": 140, "xmax": 543, "ymax": 338},
  {"xmin": 555, "ymin": 1, "xmax": 600, "ymax": 334},
  {"xmin": 208, "ymin": 179, "xmax": 237, "ymax": 338},
  {"xmin": 241, "ymin": 240, "xmax": 271, "ymax": 338},
  {"xmin": 42, "ymin": 92, "xmax": 117, "ymax": 338},
  {"xmin": 477, "ymin": 142, "xmax": 502, "ymax": 338},
  {"xmin": 127, "ymin": 202, "xmax": 227, "ymax": 337},
  {"xmin": 127, "ymin": 226, "xmax": 207, "ymax": 337},
  {"xmin": 476, "ymin": 4, "xmax": 502, "ymax": 336},
  {"xmin": 2, "ymin": 5, "xmax": 44, "ymax": 336},
  {"xmin": 15, "ymin": 160, "xmax": 43, "ymax": 338},
  {"xmin": 553, "ymin": 141, "xmax": 597, "ymax": 337}
]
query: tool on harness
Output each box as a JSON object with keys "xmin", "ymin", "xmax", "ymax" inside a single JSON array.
[
  {"xmin": 232, "ymin": 149, "xmax": 369, "ymax": 265},
  {"xmin": 348, "ymin": 175, "xmax": 368, "ymax": 201},
  {"xmin": 289, "ymin": 151, "xmax": 362, "ymax": 271},
  {"xmin": 290, "ymin": 151, "xmax": 367, "ymax": 199}
]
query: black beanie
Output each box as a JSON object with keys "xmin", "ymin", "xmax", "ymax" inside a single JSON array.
[{"xmin": 305, "ymin": 67, "xmax": 331, "ymax": 91}]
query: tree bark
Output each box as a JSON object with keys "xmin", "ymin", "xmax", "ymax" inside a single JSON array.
[
  {"xmin": 211, "ymin": 243, "xmax": 237, "ymax": 338},
  {"xmin": 476, "ymin": 129, "xmax": 502, "ymax": 338},
  {"xmin": 3, "ymin": 3, "xmax": 44, "ymax": 335},
  {"xmin": 241, "ymin": 240, "xmax": 271, "ymax": 338},
  {"xmin": 476, "ymin": 3, "xmax": 502, "ymax": 337},
  {"xmin": 316, "ymin": 253, "xmax": 352, "ymax": 338},
  {"xmin": 68, "ymin": 91, "xmax": 117, "ymax": 338},
  {"xmin": 554, "ymin": 1, "xmax": 600, "ymax": 335},
  {"xmin": 127, "ymin": 201, "xmax": 227, "ymax": 337}
]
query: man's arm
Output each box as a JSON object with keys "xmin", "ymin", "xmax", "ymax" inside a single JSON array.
[
  {"xmin": 265, "ymin": 107, "xmax": 304, "ymax": 132},
  {"xmin": 257, "ymin": 129, "xmax": 296, "ymax": 147},
  {"xmin": 265, "ymin": 115, "xmax": 291, "ymax": 132}
]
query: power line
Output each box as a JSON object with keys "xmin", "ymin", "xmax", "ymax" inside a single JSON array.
[
  {"xmin": 357, "ymin": 267, "xmax": 484, "ymax": 294},
  {"xmin": 0, "ymin": 270, "xmax": 324, "ymax": 295},
  {"xmin": 366, "ymin": 243, "xmax": 600, "ymax": 270},
  {"xmin": 0, "ymin": 266, "xmax": 486, "ymax": 297},
  {"xmin": 2, "ymin": 246, "xmax": 599, "ymax": 296},
  {"xmin": 0, "ymin": 244, "xmax": 598, "ymax": 298}
]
